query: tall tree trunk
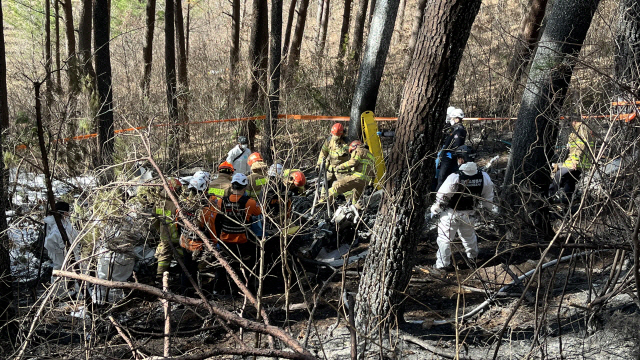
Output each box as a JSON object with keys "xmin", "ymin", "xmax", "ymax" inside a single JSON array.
[
  {"xmin": 44, "ymin": 0, "xmax": 53, "ymax": 109},
  {"xmin": 263, "ymin": 0, "xmax": 282, "ymax": 164},
  {"xmin": 316, "ymin": 0, "xmax": 330, "ymax": 54},
  {"xmin": 175, "ymin": 0, "xmax": 189, "ymax": 135},
  {"xmin": 78, "ymin": 0, "xmax": 95, "ymax": 80},
  {"xmin": 244, "ymin": 0, "xmax": 269, "ymax": 150},
  {"xmin": 287, "ymin": 0, "xmax": 309, "ymax": 71},
  {"xmin": 61, "ymin": 0, "xmax": 78, "ymax": 93},
  {"xmin": 350, "ymin": 0, "xmax": 368, "ymax": 62},
  {"xmin": 394, "ymin": 0, "xmax": 406, "ymax": 44},
  {"xmin": 0, "ymin": 1, "xmax": 12, "ymax": 326},
  {"xmin": 282, "ymin": 0, "xmax": 297, "ymax": 57},
  {"xmin": 403, "ymin": 0, "xmax": 427, "ymax": 71},
  {"xmin": 506, "ymin": 0, "xmax": 549, "ymax": 83},
  {"xmin": 347, "ymin": 0, "xmax": 400, "ymax": 140},
  {"xmin": 503, "ymin": 0, "xmax": 601, "ymax": 239},
  {"xmin": 94, "ymin": 0, "xmax": 114, "ymax": 184},
  {"xmin": 367, "ymin": 0, "xmax": 376, "ymax": 26},
  {"xmin": 338, "ymin": 0, "xmax": 352, "ymax": 58},
  {"xmin": 230, "ymin": 0, "xmax": 240, "ymax": 76},
  {"xmin": 354, "ymin": 0, "xmax": 482, "ymax": 341},
  {"xmin": 615, "ymin": 0, "xmax": 640, "ymax": 99},
  {"xmin": 165, "ymin": 0, "xmax": 180, "ymax": 171},
  {"xmin": 141, "ymin": 0, "xmax": 156, "ymax": 97},
  {"xmin": 55, "ymin": 0, "xmax": 61, "ymax": 90}
]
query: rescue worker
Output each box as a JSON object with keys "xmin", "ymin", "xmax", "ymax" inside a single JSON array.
[
  {"xmin": 246, "ymin": 152, "xmax": 268, "ymax": 199},
  {"xmin": 227, "ymin": 136, "xmax": 251, "ymax": 176},
  {"xmin": 435, "ymin": 107, "xmax": 467, "ymax": 191},
  {"xmin": 430, "ymin": 145, "xmax": 494, "ymax": 271},
  {"xmin": 208, "ymin": 161, "xmax": 234, "ymax": 198},
  {"xmin": 549, "ymin": 118, "xmax": 594, "ymax": 204},
  {"xmin": 43, "ymin": 201, "xmax": 80, "ymax": 284},
  {"xmin": 154, "ymin": 178, "xmax": 184, "ymax": 284},
  {"xmin": 261, "ymin": 164, "xmax": 293, "ymax": 230},
  {"xmin": 283, "ymin": 169, "xmax": 307, "ymax": 195},
  {"xmin": 326, "ymin": 140, "xmax": 376, "ymax": 207},
  {"xmin": 317, "ymin": 123, "xmax": 350, "ymax": 185}
]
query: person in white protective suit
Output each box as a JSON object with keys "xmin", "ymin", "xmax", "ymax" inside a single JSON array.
[
  {"xmin": 226, "ymin": 136, "xmax": 251, "ymax": 176},
  {"xmin": 430, "ymin": 145, "xmax": 495, "ymax": 271},
  {"xmin": 43, "ymin": 201, "xmax": 80, "ymax": 283}
]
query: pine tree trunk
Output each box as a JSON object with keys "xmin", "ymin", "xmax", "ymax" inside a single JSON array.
[
  {"xmin": 263, "ymin": 0, "xmax": 282, "ymax": 164},
  {"xmin": 55, "ymin": 0, "xmax": 61, "ymax": 90},
  {"xmin": 354, "ymin": 0, "xmax": 482, "ymax": 344},
  {"xmin": 503, "ymin": 0, "xmax": 601, "ymax": 240},
  {"xmin": 94, "ymin": 0, "xmax": 114, "ymax": 184},
  {"xmin": 615, "ymin": 0, "xmax": 640, "ymax": 98},
  {"xmin": 347, "ymin": 0, "xmax": 400, "ymax": 140},
  {"xmin": 44, "ymin": 0, "xmax": 53, "ymax": 110},
  {"xmin": 175, "ymin": 0, "xmax": 190, "ymax": 142},
  {"xmin": 78, "ymin": 0, "xmax": 95, "ymax": 80},
  {"xmin": 316, "ymin": 0, "xmax": 330, "ymax": 54},
  {"xmin": 350, "ymin": 0, "xmax": 368, "ymax": 63},
  {"xmin": 244, "ymin": 0, "xmax": 269, "ymax": 150},
  {"xmin": 165, "ymin": 0, "xmax": 180, "ymax": 171},
  {"xmin": 403, "ymin": 0, "xmax": 427, "ymax": 71},
  {"xmin": 338, "ymin": 0, "xmax": 352, "ymax": 58},
  {"xmin": 61, "ymin": 0, "xmax": 78, "ymax": 93},
  {"xmin": 141, "ymin": 0, "xmax": 157, "ymax": 97},
  {"xmin": 282, "ymin": 0, "xmax": 297, "ymax": 57},
  {"xmin": 287, "ymin": 0, "xmax": 309, "ymax": 71},
  {"xmin": 394, "ymin": 0, "xmax": 406, "ymax": 44},
  {"xmin": 367, "ymin": 0, "xmax": 376, "ymax": 27},
  {"xmin": 0, "ymin": 1, "xmax": 11, "ymax": 323},
  {"xmin": 230, "ymin": 0, "xmax": 241, "ymax": 76}
]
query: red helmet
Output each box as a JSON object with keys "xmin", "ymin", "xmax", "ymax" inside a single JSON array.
[
  {"xmin": 218, "ymin": 161, "xmax": 234, "ymax": 173},
  {"xmin": 331, "ymin": 123, "xmax": 344, "ymax": 136},
  {"xmin": 349, "ymin": 140, "xmax": 362, "ymax": 153},
  {"xmin": 167, "ymin": 177, "xmax": 182, "ymax": 190},
  {"xmin": 247, "ymin": 152, "xmax": 263, "ymax": 166},
  {"xmin": 289, "ymin": 171, "xmax": 306, "ymax": 187}
]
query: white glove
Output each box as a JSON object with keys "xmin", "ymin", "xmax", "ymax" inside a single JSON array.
[
  {"xmin": 430, "ymin": 203, "xmax": 442, "ymax": 216},
  {"xmin": 491, "ymin": 206, "xmax": 500, "ymax": 215}
]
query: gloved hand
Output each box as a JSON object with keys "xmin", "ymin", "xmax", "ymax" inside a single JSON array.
[
  {"xmin": 491, "ymin": 206, "xmax": 500, "ymax": 215},
  {"xmin": 430, "ymin": 203, "xmax": 442, "ymax": 216}
]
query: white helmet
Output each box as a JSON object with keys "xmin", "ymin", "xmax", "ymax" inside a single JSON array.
[
  {"xmin": 231, "ymin": 173, "xmax": 248, "ymax": 186},
  {"xmin": 446, "ymin": 106, "xmax": 464, "ymax": 125},
  {"xmin": 268, "ymin": 164, "xmax": 284, "ymax": 177},
  {"xmin": 188, "ymin": 171, "xmax": 210, "ymax": 191},
  {"xmin": 192, "ymin": 170, "xmax": 211, "ymax": 183}
]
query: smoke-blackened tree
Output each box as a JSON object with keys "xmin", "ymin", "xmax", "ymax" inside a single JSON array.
[
  {"xmin": 354, "ymin": 0, "xmax": 482, "ymax": 342},
  {"xmin": 350, "ymin": 0, "xmax": 369, "ymax": 63},
  {"xmin": 244, "ymin": 0, "xmax": 269, "ymax": 149},
  {"xmin": 615, "ymin": 0, "xmax": 640, "ymax": 98},
  {"xmin": 165, "ymin": 0, "xmax": 180, "ymax": 170},
  {"xmin": 263, "ymin": 0, "xmax": 282, "ymax": 164},
  {"xmin": 94, "ymin": 0, "xmax": 114, "ymax": 184},
  {"xmin": 141, "ymin": 0, "xmax": 156, "ymax": 97}
]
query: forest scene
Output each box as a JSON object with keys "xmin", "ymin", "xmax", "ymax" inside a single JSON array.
[{"xmin": 1, "ymin": 0, "xmax": 640, "ymax": 358}]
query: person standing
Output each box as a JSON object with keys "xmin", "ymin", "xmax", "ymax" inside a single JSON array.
[
  {"xmin": 227, "ymin": 136, "xmax": 251, "ymax": 176},
  {"xmin": 435, "ymin": 107, "xmax": 467, "ymax": 191},
  {"xmin": 246, "ymin": 152, "xmax": 269, "ymax": 199},
  {"xmin": 326, "ymin": 140, "xmax": 376, "ymax": 208},
  {"xmin": 430, "ymin": 145, "xmax": 494, "ymax": 271},
  {"xmin": 317, "ymin": 123, "xmax": 350, "ymax": 185},
  {"xmin": 208, "ymin": 161, "xmax": 235, "ymax": 198}
]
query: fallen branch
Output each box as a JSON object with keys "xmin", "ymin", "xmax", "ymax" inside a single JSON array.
[
  {"xmin": 146, "ymin": 347, "xmax": 311, "ymax": 360},
  {"xmin": 402, "ymin": 333, "xmax": 475, "ymax": 360},
  {"xmin": 52, "ymin": 270, "xmax": 314, "ymax": 359},
  {"xmin": 108, "ymin": 316, "xmax": 144, "ymax": 360}
]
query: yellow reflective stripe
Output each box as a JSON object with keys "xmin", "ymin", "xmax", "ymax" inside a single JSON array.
[
  {"xmin": 155, "ymin": 208, "xmax": 171, "ymax": 217},
  {"xmin": 255, "ymin": 178, "xmax": 267, "ymax": 186},
  {"xmin": 353, "ymin": 172, "xmax": 372, "ymax": 181},
  {"xmin": 208, "ymin": 187, "xmax": 225, "ymax": 196}
]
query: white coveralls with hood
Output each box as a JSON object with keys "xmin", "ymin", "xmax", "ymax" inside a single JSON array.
[
  {"xmin": 226, "ymin": 137, "xmax": 251, "ymax": 176},
  {"xmin": 430, "ymin": 158, "xmax": 494, "ymax": 269},
  {"xmin": 43, "ymin": 214, "xmax": 80, "ymax": 283}
]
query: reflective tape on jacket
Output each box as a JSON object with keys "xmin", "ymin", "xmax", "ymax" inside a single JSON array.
[
  {"xmin": 156, "ymin": 208, "xmax": 172, "ymax": 218},
  {"xmin": 208, "ymin": 187, "xmax": 226, "ymax": 196}
]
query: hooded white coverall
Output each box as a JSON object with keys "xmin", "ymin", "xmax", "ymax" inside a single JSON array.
[
  {"xmin": 227, "ymin": 144, "xmax": 251, "ymax": 176},
  {"xmin": 430, "ymin": 162, "xmax": 494, "ymax": 269}
]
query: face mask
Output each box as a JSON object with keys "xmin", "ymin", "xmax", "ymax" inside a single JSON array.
[
  {"xmin": 240, "ymin": 144, "xmax": 247, "ymax": 149},
  {"xmin": 449, "ymin": 119, "xmax": 456, "ymax": 126}
]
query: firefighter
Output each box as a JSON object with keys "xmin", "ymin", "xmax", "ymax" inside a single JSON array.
[
  {"xmin": 549, "ymin": 118, "xmax": 594, "ymax": 204},
  {"xmin": 227, "ymin": 136, "xmax": 251, "ymax": 176},
  {"xmin": 246, "ymin": 152, "xmax": 268, "ymax": 199},
  {"xmin": 283, "ymin": 170, "xmax": 307, "ymax": 195},
  {"xmin": 154, "ymin": 178, "xmax": 184, "ymax": 283},
  {"xmin": 208, "ymin": 161, "xmax": 234, "ymax": 198},
  {"xmin": 261, "ymin": 164, "xmax": 292, "ymax": 230},
  {"xmin": 430, "ymin": 145, "xmax": 494, "ymax": 271},
  {"xmin": 317, "ymin": 123, "xmax": 350, "ymax": 185},
  {"xmin": 435, "ymin": 107, "xmax": 467, "ymax": 191},
  {"xmin": 326, "ymin": 140, "xmax": 376, "ymax": 208}
]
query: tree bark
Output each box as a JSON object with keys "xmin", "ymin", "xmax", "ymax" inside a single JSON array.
[
  {"xmin": 94, "ymin": 0, "xmax": 114, "ymax": 184},
  {"xmin": 282, "ymin": 0, "xmax": 297, "ymax": 57},
  {"xmin": 367, "ymin": 0, "xmax": 376, "ymax": 27},
  {"xmin": 287, "ymin": 0, "xmax": 309, "ymax": 70},
  {"xmin": 244, "ymin": 0, "xmax": 269, "ymax": 149},
  {"xmin": 263, "ymin": 0, "xmax": 282, "ymax": 164},
  {"xmin": 165, "ymin": 0, "xmax": 180, "ymax": 171},
  {"xmin": 394, "ymin": 0, "xmax": 406, "ymax": 44},
  {"xmin": 506, "ymin": 0, "xmax": 549, "ymax": 83},
  {"xmin": 44, "ymin": 0, "xmax": 53, "ymax": 110},
  {"xmin": 350, "ymin": 0, "xmax": 368, "ymax": 62},
  {"xmin": 338, "ymin": 0, "xmax": 353, "ymax": 58},
  {"xmin": 354, "ymin": 0, "xmax": 481, "ymax": 341},
  {"xmin": 503, "ymin": 0, "xmax": 601, "ymax": 239},
  {"xmin": 316, "ymin": 0, "xmax": 330, "ymax": 54},
  {"xmin": 230, "ymin": 0, "xmax": 241, "ymax": 76},
  {"xmin": 141, "ymin": 0, "xmax": 157, "ymax": 97},
  {"xmin": 403, "ymin": 0, "xmax": 427, "ymax": 72},
  {"xmin": 175, "ymin": 0, "xmax": 190, "ymax": 137},
  {"xmin": 78, "ymin": 0, "xmax": 95, "ymax": 80},
  {"xmin": 347, "ymin": 0, "xmax": 400, "ymax": 140},
  {"xmin": 0, "ymin": 0, "xmax": 12, "ymax": 326},
  {"xmin": 61, "ymin": 0, "xmax": 78, "ymax": 93},
  {"xmin": 614, "ymin": 0, "xmax": 640, "ymax": 98},
  {"xmin": 55, "ymin": 0, "xmax": 61, "ymax": 90}
]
